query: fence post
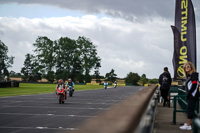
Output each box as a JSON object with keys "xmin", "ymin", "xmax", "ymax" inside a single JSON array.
[
  {"xmin": 173, "ymin": 96, "xmax": 177, "ymax": 124},
  {"xmin": 197, "ymin": 99, "xmax": 199, "ymax": 113}
]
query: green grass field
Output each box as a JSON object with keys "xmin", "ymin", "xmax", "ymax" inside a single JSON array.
[{"xmin": 0, "ymin": 83, "xmax": 111, "ymax": 97}]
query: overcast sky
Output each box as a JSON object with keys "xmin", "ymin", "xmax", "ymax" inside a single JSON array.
[{"xmin": 0, "ymin": 0, "xmax": 200, "ymax": 79}]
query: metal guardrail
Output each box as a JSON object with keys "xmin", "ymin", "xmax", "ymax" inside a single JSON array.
[
  {"xmin": 193, "ymin": 116, "xmax": 200, "ymax": 133},
  {"xmin": 192, "ymin": 102, "xmax": 200, "ymax": 133},
  {"xmin": 173, "ymin": 95, "xmax": 187, "ymax": 124},
  {"xmin": 0, "ymin": 81, "xmax": 19, "ymax": 88},
  {"xmin": 173, "ymin": 88, "xmax": 199, "ymax": 124},
  {"xmin": 168, "ymin": 87, "xmax": 179, "ymax": 107},
  {"xmin": 139, "ymin": 87, "xmax": 159, "ymax": 133},
  {"xmin": 168, "ymin": 85, "xmax": 200, "ymax": 131},
  {"xmin": 70, "ymin": 84, "xmax": 158, "ymax": 133},
  {"xmin": 168, "ymin": 85, "xmax": 185, "ymax": 107}
]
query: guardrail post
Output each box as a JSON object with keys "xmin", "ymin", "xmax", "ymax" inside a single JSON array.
[
  {"xmin": 168, "ymin": 94, "xmax": 171, "ymax": 107},
  {"xmin": 173, "ymin": 96, "xmax": 177, "ymax": 124},
  {"xmin": 196, "ymin": 99, "xmax": 199, "ymax": 113},
  {"xmin": 194, "ymin": 118, "xmax": 198, "ymax": 133},
  {"xmin": 193, "ymin": 118, "xmax": 200, "ymax": 133}
]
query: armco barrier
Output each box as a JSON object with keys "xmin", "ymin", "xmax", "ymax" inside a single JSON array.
[
  {"xmin": 193, "ymin": 115, "xmax": 200, "ymax": 133},
  {"xmin": 173, "ymin": 88, "xmax": 200, "ymax": 124},
  {"xmin": 71, "ymin": 84, "xmax": 158, "ymax": 133},
  {"xmin": 12, "ymin": 81, "xmax": 19, "ymax": 87},
  {"xmin": 0, "ymin": 81, "xmax": 19, "ymax": 88},
  {"xmin": 0, "ymin": 82, "xmax": 11, "ymax": 88}
]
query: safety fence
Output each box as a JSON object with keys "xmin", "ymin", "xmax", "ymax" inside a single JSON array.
[
  {"xmin": 170, "ymin": 88, "xmax": 200, "ymax": 124},
  {"xmin": 168, "ymin": 86, "xmax": 200, "ymax": 133},
  {"xmin": 194, "ymin": 115, "xmax": 200, "ymax": 133},
  {"xmin": 0, "ymin": 81, "xmax": 19, "ymax": 88},
  {"xmin": 71, "ymin": 84, "xmax": 158, "ymax": 133}
]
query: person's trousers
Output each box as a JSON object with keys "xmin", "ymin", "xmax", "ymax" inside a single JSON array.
[
  {"xmin": 161, "ymin": 89, "xmax": 169, "ymax": 105},
  {"xmin": 187, "ymin": 98, "xmax": 197, "ymax": 119}
]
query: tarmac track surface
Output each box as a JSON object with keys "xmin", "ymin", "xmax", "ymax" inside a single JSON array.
[{"xmin": 0, "ymin": 86, "xmax": 142, "ymax": 133}]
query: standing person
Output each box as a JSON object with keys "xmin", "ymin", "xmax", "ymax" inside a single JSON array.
[
  {"xmin": 179, "ymin": 61, "xmax": 199, "ymax": 130},
  {"xmin": 159, "ymin": 67, "xmax": 172, "ymax": 106}
]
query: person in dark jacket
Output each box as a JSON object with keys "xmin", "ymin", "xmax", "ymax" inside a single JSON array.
[
  {"xmin": 179, "ymin": 61, "xmax": 199, "ymax": 130},
  {"xmin": 159, "ymin": 67, "xmax": 172, "ymax": 106}
]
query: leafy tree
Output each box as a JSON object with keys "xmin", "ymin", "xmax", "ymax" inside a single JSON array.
[
  {"xmin": 54, "ymin": 37, "xmax": 77, "ymax": 82},
  {"xmin": 72, "ymin": 59, "xmax": 84, "ymax": 83},
  {"xmin": 21, "ymin": 54, "xmax": 42, "ymax": 82},
  {"xmin": 76, "ymin": 36, "xmax": 101, "ymax": 83},
  {"xmin": 110, "ymin": 69, "xmax": 117, "ymax": 82},
  {"xmin": 148, "ymin": 78, "xmax": 159, "ymax": 84},
  {"xmin": 45, "ymin": 71, "xmax": 55, "ymax": 83},
  {"xmin": 0, "ymin": 40, "xmax": 14, "ymax": 77},
  {"xmin": 31, "ymin": 36, "xmax": 101, "ymax": 83},
  {"xmin": 125, "ymin": 72, "xmax": 140, "ymax": 85},
  {"xmin": 105, "ymin": 69, "xmax": 117, "ymax": 83},
  {"xmin": 9, "ymin": 71, "xmax": 21, "ymax": 77},
  {"xmin": 33, "ymin": 36, "xmax": 55, "ymax": 83},
  {"xmin": 139, "ymin": 74, "xmax": 148, "ymax": 86},
  {"xmin": 94, "ymin": 62, "xmax": 101, "ymax": 83}
]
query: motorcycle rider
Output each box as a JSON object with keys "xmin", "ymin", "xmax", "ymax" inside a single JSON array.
[
  {"xmin": 56, "ymin": 79, "xmax": 67, "ymax": 99},
  {"xmin": 104, "ymin": 81, "xmax": 108, "ymax": 89},
  {"xmin": 67, "ymin": 78, "xmax": 75, "ymax": 92},
  {"xmin": 114, "ymin": 81, "xmax": 117, "ymax": 88}
]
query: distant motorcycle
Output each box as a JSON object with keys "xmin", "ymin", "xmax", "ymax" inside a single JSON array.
[
  {"xmin": 114, "ymin": 83, "xmax": 117, "ymax": 88},
  {"xmin": 104, "ymin": 85, "xmax": 107, "ymax": 89},
  {"xmin": 68, "ymin": 86, "xmax": 74, "ymax": 97},
  {"xmin": 56, "ymin": 86, "xmax": 66, "ymax": 104},
  {"xmin": 104, "ymin": 82, "xmax": 108, "ymax": 89}
]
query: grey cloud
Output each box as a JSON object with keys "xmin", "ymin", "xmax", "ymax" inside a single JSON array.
[
  {"xmin": 0, "ymin": 16, "xmax": 175, "ymax": 78},
  {"xmin": 1, "ymin": 0, "xmax": 200, "ymax": 78},
  {"xmin": 1, "ymin": 0, "xmax": 200, "ymax": 22},
  {"xmin": 0, "ymin": 0, "xmax": 193, "ymax": 21},
  {"xmin": 0, "ymin": 30, "xmax": 4, "ymax": 35}
]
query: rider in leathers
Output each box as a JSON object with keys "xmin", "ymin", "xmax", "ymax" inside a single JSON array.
[
  {"xmin": 56, "ymin": 79, "xmax": 67, "ymax": 99},
  {"xmin": 66, "ymin": 78, "xmax": 75, "ymax": 92}
]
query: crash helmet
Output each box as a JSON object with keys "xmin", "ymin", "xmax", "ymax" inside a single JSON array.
[
  {"xmin": 68, "ymin": 78, "xmax": 72, "ymax": 82},
  {"xmin": 58, "ymin": 79, "xmax": 63, "ymax": 84}
]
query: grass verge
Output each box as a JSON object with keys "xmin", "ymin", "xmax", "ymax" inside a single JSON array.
[{"xmin": 0, "ymin": 83, "xmax": 110, "ymax": 97}]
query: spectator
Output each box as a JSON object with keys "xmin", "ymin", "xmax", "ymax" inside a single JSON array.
[
  {"xmin": 159, "ymin": 67, "xmax": 172, "ymax": 106},
  {"xmin": 179, "ymin": 61, "xmax": 199, "ymax": 130}
]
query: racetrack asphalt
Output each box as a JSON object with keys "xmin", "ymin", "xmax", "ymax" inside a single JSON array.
[{"xmin": 0, "ymin": 86, "xmax": 142, "ymax": 133}]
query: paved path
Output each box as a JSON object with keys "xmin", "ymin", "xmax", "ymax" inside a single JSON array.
[
  {"xmin": 154, "ymin": 102, "xmax": 192, "ymax": 133},
  {"xmin": 0, "ymin": 86, "xmax": 141, "ymax": 133}
]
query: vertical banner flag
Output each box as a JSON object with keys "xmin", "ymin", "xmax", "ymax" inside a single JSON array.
[
  {"xmin": 171, "ymin": 26, "xmax": 182, "ymax": 80},
  {"xmin": 172, "ymin": 0, "xmax": 196, "ymax": 80}
]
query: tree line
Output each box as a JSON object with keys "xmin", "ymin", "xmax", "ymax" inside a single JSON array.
[
  {"xmin": 0, "ymin": 37, "xmax": 158, "ymax": 84},
  {"xmin": 22, "ymin": 36, "xmax": 101, "ymax": 83}
]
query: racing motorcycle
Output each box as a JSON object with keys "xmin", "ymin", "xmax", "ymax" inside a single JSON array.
[
  {"xmin": 104, "ymin": 82, "xmax": 108, "ymax": 89},
  {"xmin": 68, "ymin": 86, "xmax": 74, "ymax": 97},
  {"xmin": 56, "ymin": 86, "xmax": 67, "ymax": 104},
  {"xmin": 114, "ymin": 83, "xmax": 117, "ymax": 88}
]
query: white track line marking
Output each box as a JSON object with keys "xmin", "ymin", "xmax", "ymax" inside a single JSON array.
[
  {"xmin": 0, "ymin": 126, "xmax": 79, "ymax": 131},
  {"xmin": 0, "ymin": 112, "xmax": 96, "ymax": 118},
  {"xmin": 1, "ymin": 105, "xmax": 108, "ymax": 110}
]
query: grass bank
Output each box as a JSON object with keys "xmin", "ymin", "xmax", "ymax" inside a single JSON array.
[{"xmin": 0, "ymin": 83, "xmax": 109, "ymax": 97}]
